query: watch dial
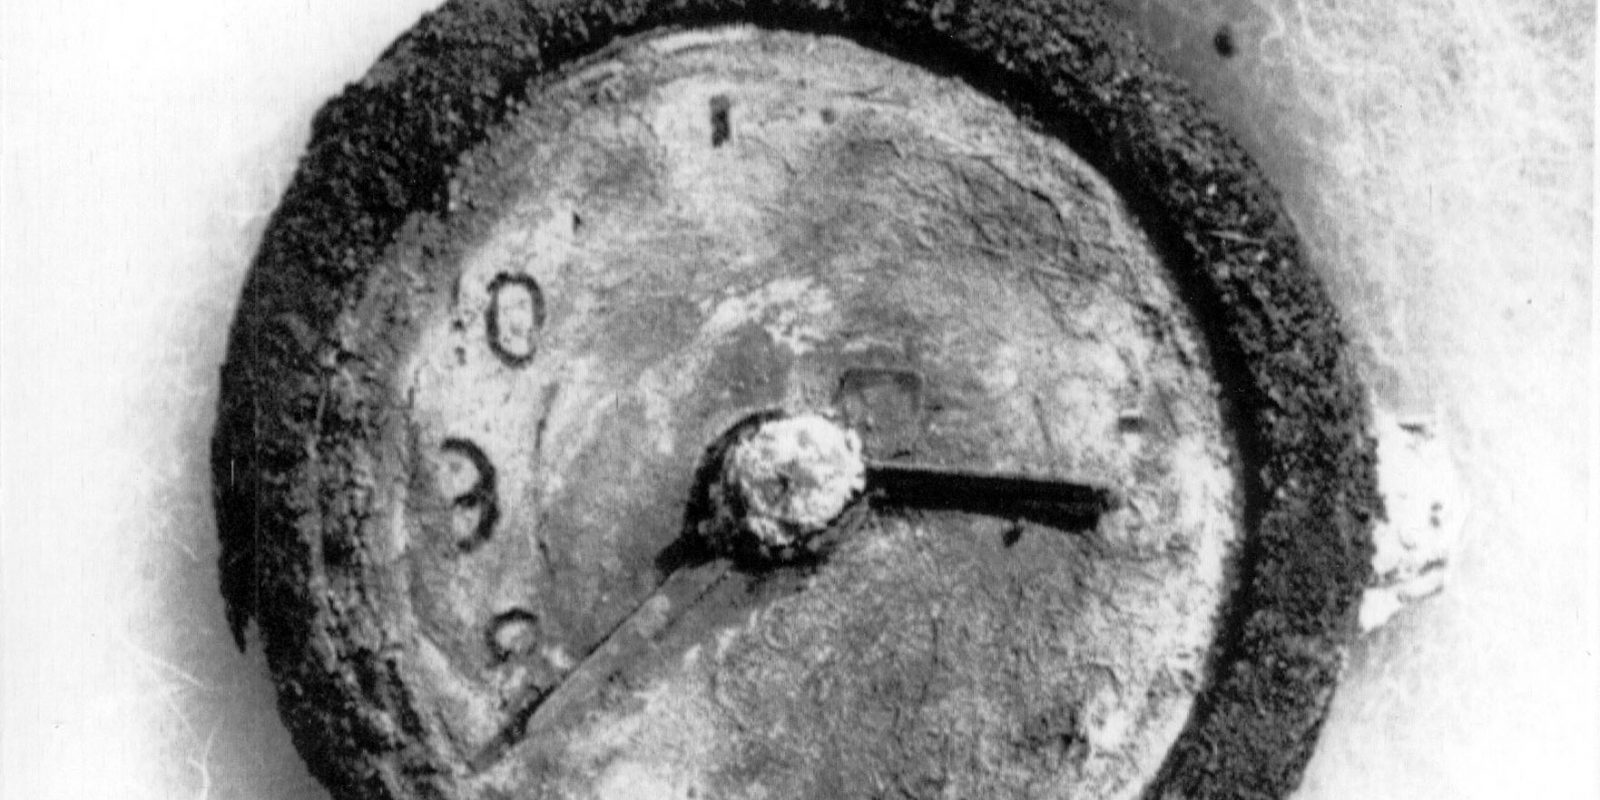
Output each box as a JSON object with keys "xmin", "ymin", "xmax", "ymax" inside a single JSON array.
[
  {"xmin": 213, "ymin": 3, "xmax": 1380, "ymax": 799},
  {"xmin": 355, "ymin": 28, "xmax": 1239, "ymax": 799}
]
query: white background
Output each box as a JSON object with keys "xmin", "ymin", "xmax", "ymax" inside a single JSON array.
[{"xmin": 1, "ymin": 1, "xmax": 1595, "ymax": 798}]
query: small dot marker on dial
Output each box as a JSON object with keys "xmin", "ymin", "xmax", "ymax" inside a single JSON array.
[{"xmin": 488, "ymin": 609, "xmax": 541, "ymax": 661}]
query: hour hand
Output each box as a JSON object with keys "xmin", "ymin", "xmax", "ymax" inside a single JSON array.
[
  {"xmin": 864, "ymin": 461, "xmax": 1118, "ymax": 522},
  {"xmin": 708, "ymin": 413, "xmax": 1117, "ymax": 561}
]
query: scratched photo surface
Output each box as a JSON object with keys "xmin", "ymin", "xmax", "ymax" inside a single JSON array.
[{"xmin": 0, "ymin": 1, "xmax": 1593, "ymax": 799}]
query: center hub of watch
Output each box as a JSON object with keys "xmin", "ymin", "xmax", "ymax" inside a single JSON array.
[{"xmin": 708, "ymin": 413, "xmax": 866, "ymax": 558}]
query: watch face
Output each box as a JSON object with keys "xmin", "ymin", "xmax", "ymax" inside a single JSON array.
[{"xmin": 212, "ymin": 4, "xmax": 1380, "ymax": 800}]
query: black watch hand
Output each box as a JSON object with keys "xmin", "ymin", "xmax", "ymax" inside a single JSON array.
[{"xmin": 865, "ymin": 460, "xmax": 1118, "ymax": 519}]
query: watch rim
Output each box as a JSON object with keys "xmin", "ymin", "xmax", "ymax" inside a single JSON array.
[{"xmin": 211, "ymin": 2, "xmax": 1382, "ymax": 798}]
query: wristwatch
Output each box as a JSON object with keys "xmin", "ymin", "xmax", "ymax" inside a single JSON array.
[{"xmin": 211, "ymin": 3, "xmax": 1380, "ymax": 799}]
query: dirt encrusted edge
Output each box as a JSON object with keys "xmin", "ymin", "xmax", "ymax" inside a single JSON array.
[{"xmin": 209, "ymin": 1, "xmax": 1382, "ymax": 798}]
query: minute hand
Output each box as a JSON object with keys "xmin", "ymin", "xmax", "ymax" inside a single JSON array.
[{"xmin": 864, "ymin": 461, "xmax": 1118, "ymax": 519}]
